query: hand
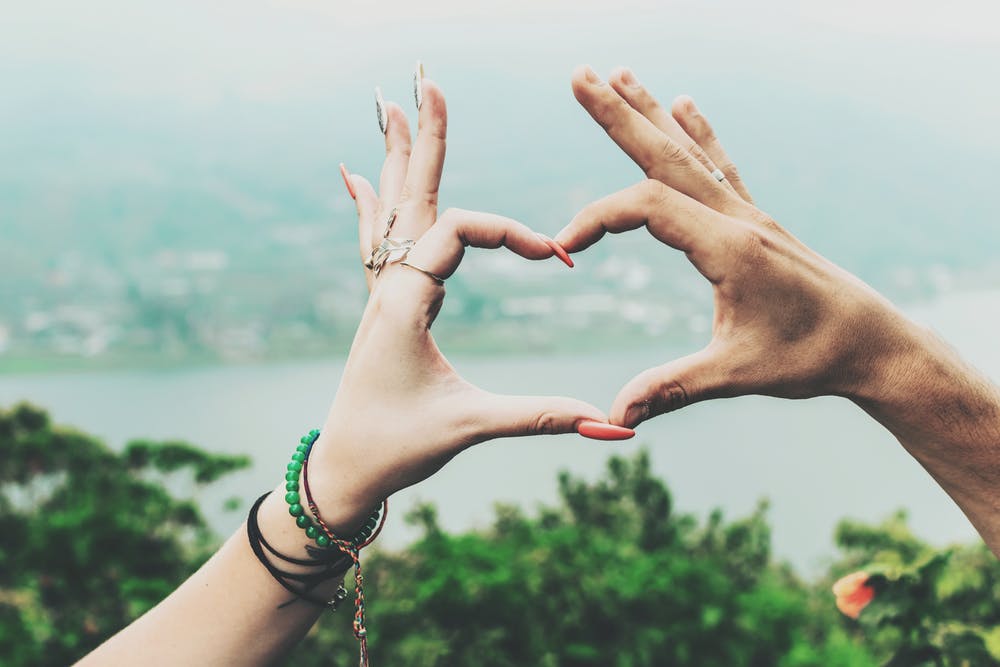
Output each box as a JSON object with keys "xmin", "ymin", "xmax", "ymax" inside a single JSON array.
[
  {"xmin": 557, "ymin": 66, "xmax": 922, "ymax": 428},
  {"xmin": 315, "ymin": 75, "xmax": 627, "ymax": 533}
]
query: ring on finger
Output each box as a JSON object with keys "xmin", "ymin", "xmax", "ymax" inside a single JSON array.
[
  {"xmin": 380, "ymin": 207, "xmax": 399, "ymax": 238},
  {"xmin": 399, "ymin": 261, "xmax": 445, "ymax": 286},
  {"xmin": 365, "ymin": 236, "xmax": 415, "ymax": 277},
  {"xmin": 711, "ymin": 168, "xmax": 727, "ymax": 182}
]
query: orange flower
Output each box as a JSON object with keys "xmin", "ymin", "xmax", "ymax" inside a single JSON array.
[{"xmin": 832, "ymin": 570, "xmax": 875, "ymax": 619}]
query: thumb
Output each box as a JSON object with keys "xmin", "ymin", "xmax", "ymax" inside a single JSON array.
[
  {"xmin": 474, "ymin": 392, "xmax": 610, "ymax": 439},
  {"xmin": 611, "ymin": 347, "xmax": 727, "ymax": 428}
]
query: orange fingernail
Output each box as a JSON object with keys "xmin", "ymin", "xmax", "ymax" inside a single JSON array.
[
  {"xmin": 577, "ymin": 421, "xmax": 635, "ymax": 441},
  {"xmin": 536, "ymin": 233, "xmax": 574, "ymax": 268},
  {"xmin": 339, "ymin": 163, "xmax": 356, "ymax": 200}
]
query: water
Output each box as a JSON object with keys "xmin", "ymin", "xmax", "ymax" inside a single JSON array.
[
  {"xmin": 3, "ymin": 289, "xmax": 997, "ymax": 575},
  {"xmin": 3, "ymin": 0, "xmax": 1000, "ymax": 576}
]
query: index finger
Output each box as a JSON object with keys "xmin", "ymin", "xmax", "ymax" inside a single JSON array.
[
  {"xmin": 571, "ymin": 66, "xmax": 731, "ymax": 211},
  {"xmin": 555, "ymin": 180, "xmax": 731, "ymax": 283}
]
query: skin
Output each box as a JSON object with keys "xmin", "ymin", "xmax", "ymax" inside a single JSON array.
[
  {"xmin": 76, "ymin": 63, "xmax": 1000, "ymax": 664},
  {"xmin": 77, "ymin": 76, "xmax": 609, "ymax": 667},
  {"xmin": 557, "ymin": 64, "xmax": 1000, "ymax": 556}
]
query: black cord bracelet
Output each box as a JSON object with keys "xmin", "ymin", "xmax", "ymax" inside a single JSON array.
[{"xmin": 246, "ymin": 492, "xmax": 353, "ymax": 609}]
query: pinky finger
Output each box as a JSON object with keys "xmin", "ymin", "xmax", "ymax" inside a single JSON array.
[{"xmin": 346, "ymin": 170, "xmax": 379, "ymax": 289}]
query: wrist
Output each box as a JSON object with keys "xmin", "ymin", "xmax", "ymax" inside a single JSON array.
[
  {"xmin": 839, "ymin": 297, "xmax": 932, "ymax": 407},
  {"xmin": 298, "ymin": 433, "xmax": 381, "ymax": 539}
]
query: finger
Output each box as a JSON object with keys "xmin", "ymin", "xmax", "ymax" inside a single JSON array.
[
  {"xmin": 399, "ymin": 208, "xmax": 571, "ymax": 282},
  {"xmin": 672, "ymin": 95, "xmax": 754, "ymax": 204},
  {"xmin": 377, "ymin": 100, "xmax": 413, "ymax": 222},
  {"xmin": 554, "ymin": 180, "xmax": 730, "ymax": 282},
  {"xmin": 610, "ymin": 347, "xmax": 727, "ymax": 428},
  {"xmin": 571, "ymin": 65, "xmax": 731, "ymax": 210},
  {"xmin": 349, "ymin": 174, "xmax": 379, "ymax": 290},
  {"xmin": 395, "ymin": 77, "xmax": 447, "ymax": 240},
  {"xmin": 474, "ymin": 391, "xmax": 611, "ymax": 439},
  {"xmin": 607, "ymin": 68, "xmax": 715, "ymax": 173}
]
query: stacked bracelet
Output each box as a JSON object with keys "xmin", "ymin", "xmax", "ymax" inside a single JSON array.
[
  {"xmin": 259, "ymin": 429, "xmax": 387, "ymax": 667},
  {"xmin": 283, "ymin": 429, "xmax": 384, "ymax": 550}
]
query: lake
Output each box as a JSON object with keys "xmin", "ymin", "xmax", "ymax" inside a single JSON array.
[{"xmin": 2, "ymin": 288, "xmax": 998, "ymax": 575}]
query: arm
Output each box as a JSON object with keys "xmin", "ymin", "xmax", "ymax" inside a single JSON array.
[
  {"xmin": 558, "ymin": 65, "xmax": 1000, "ymax": 555},
  {"xmin": 78, "ymin": 71, "xmax": 620, "ymax": 667}
]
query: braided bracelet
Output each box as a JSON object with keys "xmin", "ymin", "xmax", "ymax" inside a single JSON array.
[
  {"xmin": 283, "ymin": 429, "xmax": 386, "ymax": 550},
  {"xmin": 282, "ymin": 429, "xmax": 388, "ymax": 667}
]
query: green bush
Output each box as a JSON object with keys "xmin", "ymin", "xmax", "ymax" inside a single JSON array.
[{"xmin": 2, "ymin": 403, "xmax": 998, "ymax": 666}]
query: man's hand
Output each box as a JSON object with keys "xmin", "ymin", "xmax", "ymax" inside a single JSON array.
[{"xmin": 559, "ymin": 65, "xmax": 1000, "ymax": 554}]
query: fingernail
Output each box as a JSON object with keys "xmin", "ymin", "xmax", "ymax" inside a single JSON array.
[
  {"xmin": 620, "ymin": 68, "xmax": 639, "ymax": 86},
  {"xmin": 535, "ymin": 233, "xmax": 574, "ymax": 268},
  {"xmin": 413, "ymin": 60, "xmax": 425, "ymax": 110},
  {"xmin": 339, "ymin": 163, "xmax": 356, "ymax": 200},
  {"xmin": 375, "ymin": 86, "xmax": 387, "ymax": 135},
  {"xmin": 678, "ymin": 94, "xmax": 699, "ymax": 116},
  {"xmin": 582, "ymin": 66, "xmax": 602, "ymax": 84},
  {"xmin": 577, "ymin": 421, "xmax": 635, "ymax": 441}
]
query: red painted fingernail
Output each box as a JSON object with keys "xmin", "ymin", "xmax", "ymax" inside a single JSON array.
[
  {"xmin": 577, "ymin": 421, "xmax": 635, "ymax": 441},
  {"xmin": 536, "ymin": 233, "xmax": 574, "ymax": 268},
  {"xmin": 340, "ymin": 163, "xmax": 356, "ymax": 200}
]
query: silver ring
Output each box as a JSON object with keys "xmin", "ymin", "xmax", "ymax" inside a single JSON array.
[
  {"xmin": 365, "ymin": 237, "xmax": 414, "ymax": 277},
  {"xmin": 711, "ymin": 168, "xmax": 726, "ymax": 182},
  {"xmin": 399, "ymin": 261, "xmax": 445, "ymax": 285},
  {"xmin": 380, "ymin": 207, "xmax": 399, "ymax": 238}
]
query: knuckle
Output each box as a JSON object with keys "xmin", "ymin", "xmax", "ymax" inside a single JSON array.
[
  {"xmin": 685, "ymin": 141, "xmax": 712, "ymax": 167},
  {"xmin": 639, "ymin": 179, "xmax": 669, "ymax": 208},
  {"xmin": 596, "ymin": 95, "xmax": 628, "ymax": 133},
  {"xmin": 653, "ymin": 378, "xmax": 690, "ymax": 415},
  {"xmin": 751, "ymin": 209, "xmax": 782, "ymax": 233},
  {"xmin": 531, "ymin": 411, "xmax": 560, "ymax": 436},
  {"xmin": 655, "ymin": 137, "xmax": 690, "ymax": 167},
  {"xmin": 440, "ymin": 207, "xmax": 464, "ymax": 225},
  {"xmin": 734, "ymin": 224, "xmax": 775, "ymax": 263},
  {"xmin": 639, "ymin": 178, "xmax": 664, "ymax": 208},
  {"xmin": 693, "ymin": 118, "xmax": 717, "ymax": 144}
]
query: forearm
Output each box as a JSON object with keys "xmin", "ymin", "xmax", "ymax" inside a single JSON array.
[
  {"xmin": 77, "ymin": 467, "xmax": 365, "ymax": 667},
  {"xmin": 852, "ymin": 318, "xmax": 1000, "ymax": 553}
]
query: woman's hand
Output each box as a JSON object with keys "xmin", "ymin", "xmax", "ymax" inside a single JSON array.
[
  {"xmin": 315, "ymin": 73, "xmax": 627, "ymax": 534},
  {"xmin": 559, "ymin": 65, "xmax": 1000, "ymax": 554}
]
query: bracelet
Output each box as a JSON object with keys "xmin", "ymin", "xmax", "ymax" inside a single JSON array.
[
  {"xmin": 282, "ymin": 429, "xmax": 388, "ymax": 667},
  {"xmin": 283, "ymin": 429, "xmax": 386, "ymax": 549},
  {"xmin": 246, "ymin": 493, "xmax": 352, "ymax": 610}
]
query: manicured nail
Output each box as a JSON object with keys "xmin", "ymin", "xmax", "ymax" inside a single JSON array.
[
  {"xmin": 375, "ymin": 86, "xmax": 388, "ymax": 135},
  {"xmin": 413, "ymin": 60, "xmax": 425, "ymax": 110},
  {"xmin": 339, "ymin": 163, "xmax": 356, "ymax": 200},
  {"xmin": 577, "ymin": 421, "xmax": 635, "ymax": 441},
  {"xmin": 582, "ymin": 66, "xmax": 602, "ymax": 84},
  {"xmin": 536, "ymin": 233, "xmax": 573, "ymax": 268},
  {"xmin": 620, "ymin": 68, "xmax": 639, "ymax": 86}
]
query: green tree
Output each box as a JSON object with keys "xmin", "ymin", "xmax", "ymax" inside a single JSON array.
[
  {"xmin": 0, "ymin": 403, "xmax": 249, "ymax": 665},
  {"xmin": 293, "ymin": 451, "xmax": 873, "ymax": 667},
  {"xmin": 829, "ymin": 514, "xmax": 1000, "ymax": 666}
]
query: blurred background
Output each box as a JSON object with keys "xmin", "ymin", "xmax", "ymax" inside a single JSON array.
[{"xmin": 3, "ymin": 1, "xmax": 1000, "ymax": 663}]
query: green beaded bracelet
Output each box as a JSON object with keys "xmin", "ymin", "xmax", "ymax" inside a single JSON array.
[{"xmin": 284, "ymin": 429, "xmax": 383, "ymax": 551}]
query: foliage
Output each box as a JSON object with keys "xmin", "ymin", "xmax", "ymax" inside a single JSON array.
[
  {"xmin": 293, "ymin": 453, "xmax": 872, "ymax": 667},
  {"xmin": 831, "ymin": 514, "xmax": 1000, "ymax": 666},
  {"xmin": 0, "ymin": 403, "xmax": 250, "ymax": 665},
  {"xmin": 3, "ymin": 404, "xmax": 1000, "ymax": 666}
]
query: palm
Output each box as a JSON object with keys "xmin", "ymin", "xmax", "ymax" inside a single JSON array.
[{"xmin": 311, "ymin": 74, "xmax": 611, "ymax": 528}]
